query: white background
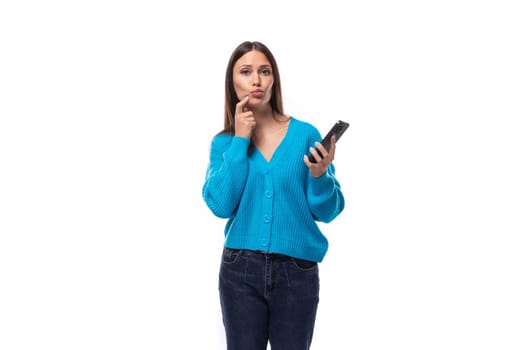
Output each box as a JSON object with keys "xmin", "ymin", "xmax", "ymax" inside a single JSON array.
[{"xmin": 1, "ymin": 0, "xmax": 524, "ymax": 349}]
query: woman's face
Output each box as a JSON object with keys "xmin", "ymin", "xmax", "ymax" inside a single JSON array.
[{"xmin": 232, "ymin": 50, "xmax": 274, "ymax": 109}]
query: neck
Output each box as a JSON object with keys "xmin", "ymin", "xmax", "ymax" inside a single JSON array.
[{"xmin": 252, "ymin": 104, "xmax": 274, "ymax": 121}]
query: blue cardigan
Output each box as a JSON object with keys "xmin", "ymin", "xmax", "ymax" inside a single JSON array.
[{"xmin": 202, "ymin": 117, "xmax": 345, "ymax": 262}]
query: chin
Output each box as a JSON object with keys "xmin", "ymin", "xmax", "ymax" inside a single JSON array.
[{"xmin": 249, "ymin": 101, "xmax": 267, "ymax": 110}]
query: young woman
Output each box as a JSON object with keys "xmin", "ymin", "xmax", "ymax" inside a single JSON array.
[{"xmin": 202, "ymin": 41, "xmax": 345, "ymax": 350}]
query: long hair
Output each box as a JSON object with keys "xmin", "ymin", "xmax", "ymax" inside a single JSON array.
[{"xmin": 221, "ymin": 41, "xmax": 284, "ymax": 135}]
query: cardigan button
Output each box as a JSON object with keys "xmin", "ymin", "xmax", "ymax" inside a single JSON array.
[
  {"xmin": 263, "ymin": 215, "xmax": 271, "ymax": 223},
  {"xmin": 264, "ymin": 191, "xmax": 273, "ymax": 198}
]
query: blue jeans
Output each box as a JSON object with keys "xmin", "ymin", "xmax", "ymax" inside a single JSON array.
[{"xmin": 219, "ymin": 248, "xmax": 320, "ymax": 350}]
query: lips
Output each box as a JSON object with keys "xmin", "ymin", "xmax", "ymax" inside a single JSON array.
[{"xmin": 251, "ymin": 90, "xmax": 264, "ymax": 98}]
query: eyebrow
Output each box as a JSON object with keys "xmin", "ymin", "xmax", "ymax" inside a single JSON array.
[{"xmin": 239, "ymin": 64, "xmax": 272, "ymax": 69}]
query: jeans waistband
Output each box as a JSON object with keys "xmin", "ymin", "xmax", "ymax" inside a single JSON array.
[{"xmin": 225, "ymin": 248, "xmax": 291, "ymax": 260}]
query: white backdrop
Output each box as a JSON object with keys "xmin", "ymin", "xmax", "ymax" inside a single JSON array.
[{"xmin": 1, "ymin": 0, "xmax": 524, "ymax": 349}]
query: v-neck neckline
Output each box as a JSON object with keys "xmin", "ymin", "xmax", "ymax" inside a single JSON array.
[{"xmin": 253, "ymin": 117, "xmax": 294, "ymax": 164}]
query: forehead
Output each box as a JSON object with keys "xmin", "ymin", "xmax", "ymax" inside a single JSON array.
[{"xmin": 235, "ymin": 50, "xmax": 271, "ymax": 67}]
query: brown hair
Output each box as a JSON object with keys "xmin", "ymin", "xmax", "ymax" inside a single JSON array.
[{"xmin": 220, "ymin": 41, "xmax": 284, "ymax": 135}]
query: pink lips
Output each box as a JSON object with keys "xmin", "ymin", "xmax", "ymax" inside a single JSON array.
[{"xmin": 251, "ymin": 90, "xmax": 264, "ymax": 98}]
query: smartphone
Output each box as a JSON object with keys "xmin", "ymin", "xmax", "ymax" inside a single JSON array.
[{"xmin": 308, "ymin": 120, "xmax": 350, "ymax": 163}]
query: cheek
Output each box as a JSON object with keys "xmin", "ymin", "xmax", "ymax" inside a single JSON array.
[
  {"xmin": 266, "ymin": 79, "xmax": 274, "ymax": 91},
  {"xmin": 233, "ymin": 80, "xmax": 247, "ymax": 98},
  {"xmin": 233, "ymin": 89, "xmax": 245, "ymax": 101},
  {"xmin": 265, "ymin": 82, "xmax": 274, "ymax": 100}
]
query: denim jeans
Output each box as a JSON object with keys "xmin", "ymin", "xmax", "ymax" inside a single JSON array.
[{"xmin": 219, "ymin": 248, "xmax": 320, "ymax": 350}]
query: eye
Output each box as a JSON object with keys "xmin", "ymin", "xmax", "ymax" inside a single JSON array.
[
  {"xmin": 261, "ymin": 69, "xmax": 272, "ymax": 76},
  {"xmin": 240, "ymin": 69, "xmax": 251, "ymax": 75}
]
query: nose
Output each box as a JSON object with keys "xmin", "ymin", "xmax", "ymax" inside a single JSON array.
[{"xmin": 252, "ymin": 73, "xmax": 261, "ymax": 86}]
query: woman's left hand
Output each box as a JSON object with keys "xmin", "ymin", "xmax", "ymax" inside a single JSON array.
[{"xmin": 303, "ymin": 135, "xmax": 336, "ymax": 178}]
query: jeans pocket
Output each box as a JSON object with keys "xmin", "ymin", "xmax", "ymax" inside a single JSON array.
[
  {"xmin": 290, "ymin": 257, "xmax": 318, "ymax": 271},
  {"xmin": 222, "ymin": 248, "xmax": 241, "ymax": 264}
]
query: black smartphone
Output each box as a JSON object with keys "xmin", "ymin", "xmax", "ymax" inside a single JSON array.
[{"xmin": 308, "ymin": 120, "xmax": 350, "ymax": 163}]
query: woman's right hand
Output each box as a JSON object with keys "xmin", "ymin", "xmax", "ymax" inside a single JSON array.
[{"xmin": 234, "ymin": 95, "xmax": 256, "ymax": 139}]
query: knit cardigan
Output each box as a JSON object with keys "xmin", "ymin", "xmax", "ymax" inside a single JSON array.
[{"xmin": 202, "ymin": 117, "xmax": 345, "ymax": 262}]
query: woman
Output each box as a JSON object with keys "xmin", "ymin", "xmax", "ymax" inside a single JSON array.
[{"xmin": 202, "ymin": 41, "xmax": 345, "ymax": 350}]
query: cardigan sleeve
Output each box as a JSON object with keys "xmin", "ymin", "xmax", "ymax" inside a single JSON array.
[
  {"xmin": 202, "ymin": 135, "xmax": 250, "ymax": 218},
  {"xmin": 306, "ymin": 163, "xmax": 345, "ymax": 223}
]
